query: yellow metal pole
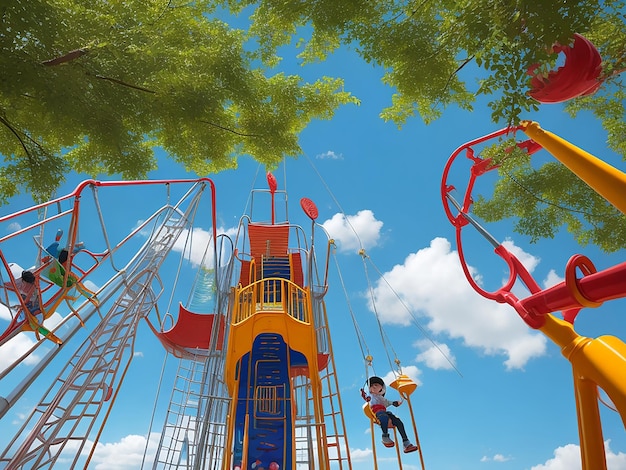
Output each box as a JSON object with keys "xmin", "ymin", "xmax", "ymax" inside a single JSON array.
[
  {"xmin": 404, "ymin": 397, "xmax": 426, "ymax": 470},
  {"xmin": 538, "ymin": 313, "xmax": 626, "ymax": 469},
  {"xmin": 393, "ymin": 426, "xmax": 403, "ymax": 470},
  {"xmin": 519, "ymin": 120, "xmax": 626, "ymax": 215},
  {"xmin": 541, "ymin": 315, "xmax": 626, "ymax": 422},
  {"xmin": 242, "ymin": 413, "xmax": 249, "ymax": 470},
  {"xmin": 369, "ymin": 417, "xmax": 379, "ymax": 470},
  {"xmin": 573, "ymin": 373, "xmax": 607, "ymax": 470}
]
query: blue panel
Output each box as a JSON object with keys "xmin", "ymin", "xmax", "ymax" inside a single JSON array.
[{"xmin": 232, "ymin": 333, "xmax": 294, "ymax": 469}]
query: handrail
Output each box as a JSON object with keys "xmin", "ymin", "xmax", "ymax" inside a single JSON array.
[{"xmin": 233, "ymin": 278, "xmax": 310, "ymax": 325}]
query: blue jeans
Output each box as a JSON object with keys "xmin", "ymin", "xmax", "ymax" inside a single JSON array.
[{"xmin": 376, "ymin": 410, "xmax": 409, "ymax": 441}]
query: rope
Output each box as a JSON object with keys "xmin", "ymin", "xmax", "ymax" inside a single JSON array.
[
  {"xmin": 240, "ymin": 163, "xmax": 263, "ymax": 219},
  {"xmin": 359, "ymin": 249, "xmax": 400, "ymax": 374},
  {"xmin": 304, "ymin": 152, "xmax": 456, "ymax": 377},
  {"xmin": 35, "ymin": 206, "xmax": 48, "ymax": 268},
  {"xmin": 303, "ymin": 154, "xmax": 366, "ymax": 249},
  {"xmin": 90, "ymin": 184, "xmax": 122, "ymax": 272},
  {"xmin": 302, "ymin": 154, "xmax": 389, "ymax": 384},
  {"xmin": 331, "ymin": 241, "xmax": 371, "ymax": 366},
  {"xmin": 366, "ymin": 255, "xmax": 463, "ymax": 377},
  {"xmin": 598, "ymin": 390, "xmax": 618, "ymax": 413}
]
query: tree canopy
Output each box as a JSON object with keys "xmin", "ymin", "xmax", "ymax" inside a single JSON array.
[
  {"xmin": 2, "ymin": 0, "xmax": 625, "ymax": 250},
  {"xmin": 227, "ymin": 0, "xmax": 626, "ymax": 251},
  {"xmin": 0, "ymin": 0, "xmax": 357, "ymax": 203}
]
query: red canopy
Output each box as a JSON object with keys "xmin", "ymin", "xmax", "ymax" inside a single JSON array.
[
  {"xmin": 150, "ymin": 304, "xmax": 225, "ymax": 359},
  {"xmin": 528, "ymin": 34, "xmax": 602, "ymax": 103}
]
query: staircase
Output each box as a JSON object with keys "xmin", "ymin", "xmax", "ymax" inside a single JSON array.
[
  {"xmin": 235, "ymin": 333, "xmax": 291, "ymax": 469},
  {"xmin": 1, "ymin": 216, "xmax": 191, "ymax": 469}
]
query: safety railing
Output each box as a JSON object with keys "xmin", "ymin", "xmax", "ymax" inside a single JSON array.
[{"xmin": 233, "ymin": 278, "xmax": 310, "ymax": 325}]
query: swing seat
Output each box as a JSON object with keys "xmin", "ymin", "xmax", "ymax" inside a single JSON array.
[
  {"xmin": 362, "ymin": 402, "xmax": 376, "ymax": 422},
  {"xmin": 389, "ymin": 374, "xmax": 418, "ymax": 396},
  {"xmin": 362, "ymin": 403, "xmax": 394, "ymax": 428},
  {"xmin": 528, "ymin": 33, "xmax": 603, "ymax": 103}
]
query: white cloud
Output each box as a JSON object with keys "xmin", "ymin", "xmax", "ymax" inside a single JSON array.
[
  {"xmin": 531, "ymin": 443, "xmax": 580, "ymax": 470},
  {"xmin": 7, "ymin": 222, "xmax": 21, "ymax": 233},
  {"xmin": 380, "ymin": 365, "xmax": 422, "ymax": 391},
  {"xmin": 0, "ymin": 333, "xmax": 41, "ymax": 373},
  {"xmin": 607, "ymin": 441, "xmax": 626, "ymax": 470},
  {"xmin": 138, "ymin": 216, "xmax": 238, "ymax": 268},
  {"xmin": 481, "ymin": 453, "xmax": 512, "ymax": 462},
  {"xmin": 172, "ymin": 226, "xmax": 238, "ymax": 267},
  {"xmin": 0, "ymin": 302, "xmax": 12, "ymax": 321},
  {"xmin": 543, "ymin": 269, "xmax": 564, "ymax": 289},
  {"xmin": 86, "ymin": 433, "xmax": 158, "ymax": 470},
  {"xmin": 42, "ymin": 311, "xmax": 65, "ymax": 330},
  {"xmin": 316, "ymin": 150, "xmax": 343, "ymax": 160},
  {"xmin": 414, "ymin": 340, "xmax": 456, "ymax": 370},
  {"xmin": 321, "ymin": 210, "xmax": 383, "ymax": 253},
  {"xmin": 56, "ymin": 434, "xmax": 626, "ymax": 470},
  {"xmin": 172, "ymin": 227, "xmax": 212, "ymax": 267},
  {"xmin": 82, "ymin": 279, "xmax": 99, "ymax": 295},
  {"xmin": 502, "ymin": 238, "xmax": 540, "ymax": 273},
  {"xmin": 0, "ymin": 311, "xmax": 74, "ymax": 374},
  {"xmin": 531, "ymin": 441, "xmax": 626, "ymax": 470},
  {"xmin": 350, "ymin": 447, "xmax": 373, "ymax": 461},
  {"xmin": 368, "ymin": 237, "xmax": 547, "ymax": 369}
]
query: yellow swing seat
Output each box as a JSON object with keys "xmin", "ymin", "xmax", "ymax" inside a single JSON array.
[
  {"xmin": 389, "ymin": 374, "xmax": 418, "ymax": 397},
  {"xmin": 363, "ymin": 402, "xmax": 395, "ymax": 428}
]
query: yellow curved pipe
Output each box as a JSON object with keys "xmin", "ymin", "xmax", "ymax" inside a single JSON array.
[{"xmin": 520, "ymin": 121, "xmax": 626, "ymax": 215}]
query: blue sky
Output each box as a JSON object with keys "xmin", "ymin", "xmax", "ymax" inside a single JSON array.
[{"xmin": 1, "ymin": 23, "xmax": 626, "ymax": 470}]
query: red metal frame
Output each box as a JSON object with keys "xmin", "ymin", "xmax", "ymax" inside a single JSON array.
[
  {"xmin": 441, "ymin": 127, "xmax": 626, "ymax": 328},
  {"xmin": 0, "ymin": 178, "xmax": 217, "ymax": 344}
]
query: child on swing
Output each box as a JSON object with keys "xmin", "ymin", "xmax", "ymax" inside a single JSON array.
[{"xmin": 366, "ymin": 376, "xmax": 418, "ymax": 453}]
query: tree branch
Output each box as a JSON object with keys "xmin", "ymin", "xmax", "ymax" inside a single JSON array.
[
  {"xmin": 0, "ymin": 115, "xmax": 31, "ymax": 159},
  {"xmin": 429, "ymin": 55, "xmax": 475, "ymax": 114},
  {"xmin": 92, "ymin": 74, "xmax": 157, "ymax": 93},
  {"xmin": 198, "ymin": 120, "xmax": 261, "ymax": 137},
  {"xmin": 41, "ymin": 49, "xmax": 87, "ymax": 66}
]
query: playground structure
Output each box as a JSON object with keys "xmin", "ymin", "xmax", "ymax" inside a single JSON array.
[
  {"xmin": 0, "ymin": 30, "xmax": 620, "ymax": 468},
  {"xmin": 220, "ymin": 172, "xmax": 351, "ymax": 469},
  {"xmin": 441, "ymin": 121, "xmax": 626, "ymax": 470},
  {"xmin": 0, "ymin": 172, "xmax": 355, "ymax": 469},
  {"xmin": 0, "ymin": 178, "xmax": 221, "ymax": 468}
]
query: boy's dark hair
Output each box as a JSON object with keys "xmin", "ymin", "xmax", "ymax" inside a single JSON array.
[
  {"xmin": 368, "ymin": 376, "xmax": 385, "ymax": 387},
  {"xmin": 368, "ymin": 376, "xmax": 387, "ymax": 395},
  {"xmin": 21, "ymin": 270, "xmax": 35, "ymax": 284},
  {"xmin": 58, "ymin": 249, "xmax": 69, "ymax": 264}
]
